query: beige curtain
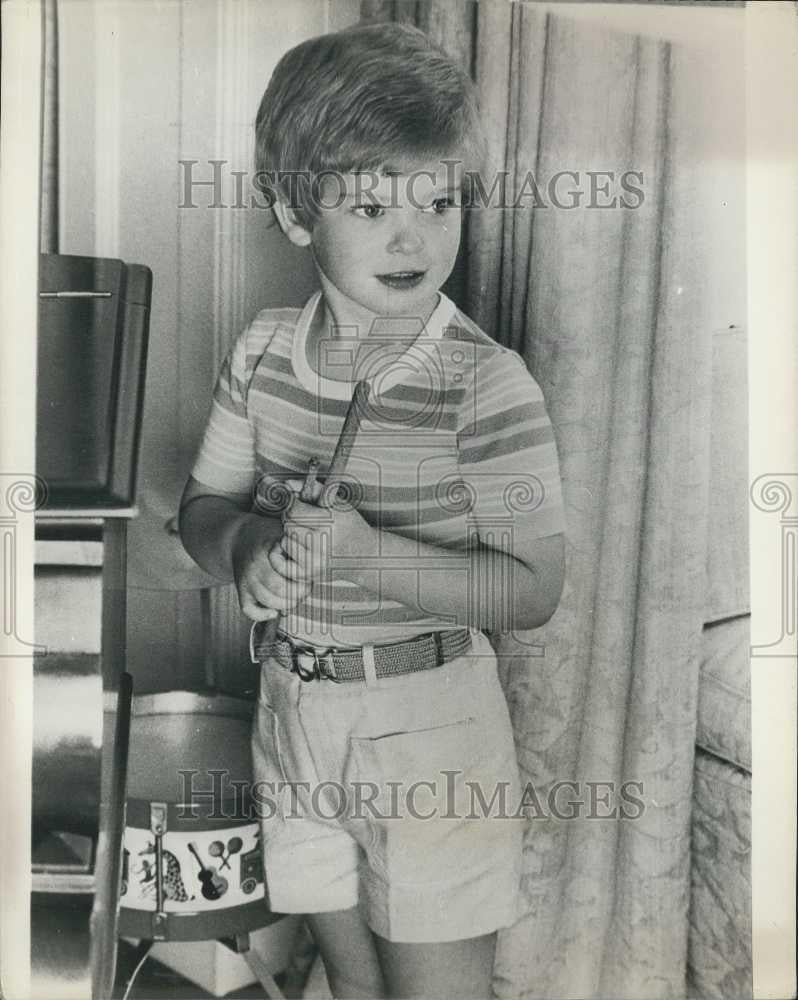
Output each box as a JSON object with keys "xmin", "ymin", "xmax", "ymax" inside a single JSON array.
[{"xmin": 363, "ymin": 2, "xmax": 717, "ymax": 996}]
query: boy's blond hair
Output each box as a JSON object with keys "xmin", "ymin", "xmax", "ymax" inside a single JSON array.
[{"xmin": 255, "ymin": 22, "xmax": 485, "ymax": 227}]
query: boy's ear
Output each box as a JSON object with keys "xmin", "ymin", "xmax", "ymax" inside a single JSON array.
[{"xmin": 273, "ymin": 199, "xmax": 312, "ymax": 247}]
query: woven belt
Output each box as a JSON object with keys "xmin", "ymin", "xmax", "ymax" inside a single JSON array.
[{"xmin": 250, "ymin": 625, "xmax": 472, "ymax": 683}]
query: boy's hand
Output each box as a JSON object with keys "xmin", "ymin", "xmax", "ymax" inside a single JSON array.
[
  {"xmin": 231, "ymin": 515, "xmax": 311, "ymax": 622},
  {"xmin": 279, "ymin": 494, "xmax": 377, "ymax": 583}
]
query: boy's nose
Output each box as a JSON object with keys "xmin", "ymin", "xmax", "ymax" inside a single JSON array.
[{"xmin": 387, "ymin": 223, "xmax": 424, "ymax": 255}]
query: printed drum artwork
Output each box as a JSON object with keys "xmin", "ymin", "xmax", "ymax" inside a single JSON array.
[{"xmin": 118, "ymin": 691, "xmax": 281, "ymax": 941}]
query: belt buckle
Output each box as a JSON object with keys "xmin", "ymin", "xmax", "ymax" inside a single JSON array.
[
  {"xmin": 249, "ymin": 621, "xmax": 274, "ymax": 664},
  {"xmin": 249, "ymin": 623, "xmax": 258, "ymax": 664},
  {"xmin": 292, "ymin": 645, "xmax": 339, "ymax": 683}
]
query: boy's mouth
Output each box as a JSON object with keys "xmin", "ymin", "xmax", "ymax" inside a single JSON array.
[{"xmin": 376, "ymin": 270, "xmax": 426, "ymax": 290}]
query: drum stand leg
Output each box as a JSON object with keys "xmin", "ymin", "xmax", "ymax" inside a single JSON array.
[{"xmin": 234, "ymin": 932, "xmax": 286, "ymax": 1000}]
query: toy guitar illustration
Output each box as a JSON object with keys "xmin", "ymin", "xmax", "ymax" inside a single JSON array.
[{"xmin": 187, "ymin": 841, "xmax": 229, "ymax": 900}]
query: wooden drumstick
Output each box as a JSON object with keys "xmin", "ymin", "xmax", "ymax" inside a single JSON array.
[
  {"xmin": 320, "ymin": 379, "xmax": 371, "ymax": 507},
  {"xmin": 258, "ymin": 380, "xmax": 371, "ymax": 649},
  {"xmin": 299, "ymin": 457, "xmax": 319, "ymax": 502}
]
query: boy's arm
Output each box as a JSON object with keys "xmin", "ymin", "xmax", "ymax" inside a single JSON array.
[
  {"xmin": 178, "ymin": 475, "xmax": 263, "ymax": 582},
  {"xmin": 179, "ymin": 475, "xmax": 304, "ymax": 621},
  {"xmin": 342, "ymin": 524, "xmax": 564, "ymax": 633},
  {"xmin": 282, "ymin": 499, "xmax": 564, "ymax": 633}
]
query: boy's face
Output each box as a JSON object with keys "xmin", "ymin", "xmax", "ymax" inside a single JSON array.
[{"xmin": 302, "ymin": 158, "xmax": 462, "ymax": 323}]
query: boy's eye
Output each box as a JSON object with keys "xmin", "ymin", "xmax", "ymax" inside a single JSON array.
[
  {"xmin": 429, "ymin": 197, "xmax": 457, "ymax": 215},
  {"xmin": 352, "ymin": 203, "xmax": 385, "ymax": 219}
]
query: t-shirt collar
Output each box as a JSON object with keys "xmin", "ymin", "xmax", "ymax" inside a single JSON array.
[{"xmin": 292, "ymin": 290, "xmax": 457, "ymax": 400}]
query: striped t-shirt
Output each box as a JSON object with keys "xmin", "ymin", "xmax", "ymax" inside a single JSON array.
[{"xmin": 192, "ymin": 291, "xmax": 565, "ymax": 646}]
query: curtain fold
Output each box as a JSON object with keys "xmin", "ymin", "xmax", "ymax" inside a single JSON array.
[{"xmin": 362, "ymin": 2, "xmax": 719, "ymax": 996}]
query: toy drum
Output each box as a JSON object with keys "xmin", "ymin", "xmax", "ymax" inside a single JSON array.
[{"xmin": 118, "ymin": 691, "xmax": 282, "ymax": 941}]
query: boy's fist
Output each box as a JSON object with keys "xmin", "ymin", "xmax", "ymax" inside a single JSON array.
[
  {"xmin": 231, "ymin": 514, "xmax": 311, "ymax": 622},
  {"xmin": 279, "ymin": 495, "xmax": 377, "ymax": 583}
]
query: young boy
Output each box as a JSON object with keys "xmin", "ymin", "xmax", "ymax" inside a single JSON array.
[{"xmin": 180, "ymin": 22, "xmax": 565, "ymax": 1000}]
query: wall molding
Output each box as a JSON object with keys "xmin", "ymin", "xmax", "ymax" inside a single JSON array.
[
  {"xmin": 211, "ymin": 0, "xmax": 253, "ymax": 676},
  {"xmin": 93, "ymin": 1, "xmax": 120, "ymax": 258},
  {"xmin": 212, "ymin": 0, "xmax": 251, "ymax": 373}
]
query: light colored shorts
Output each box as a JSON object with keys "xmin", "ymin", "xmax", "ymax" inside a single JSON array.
[{"xmin": 251, "ymin": 628, "xmax": 524, "ymax": 944}]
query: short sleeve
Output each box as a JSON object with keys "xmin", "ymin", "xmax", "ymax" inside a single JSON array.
[
  {"xmin": 191, "ymin": 327, "xmax": 256, "ymax": 495},
  {"xmin": 456, "ymin": 350, "xmax": 566, "ymax": 541}
]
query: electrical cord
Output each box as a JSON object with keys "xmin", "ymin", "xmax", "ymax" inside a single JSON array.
[{"xmin": 119, "ymin": 940, "xmax": 153, "ymax": 1000}]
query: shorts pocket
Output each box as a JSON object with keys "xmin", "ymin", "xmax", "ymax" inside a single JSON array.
[
  {"xmin": 350, "ymin": 717, "xmax": 476, "ymax": 779},
  {"xmin": 343, "ymin": 716, "xmax": 521, "ymax": 885},
  {"xmin": 346, "ymin": 716, "xmax": 508, "ymax": 816}
]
